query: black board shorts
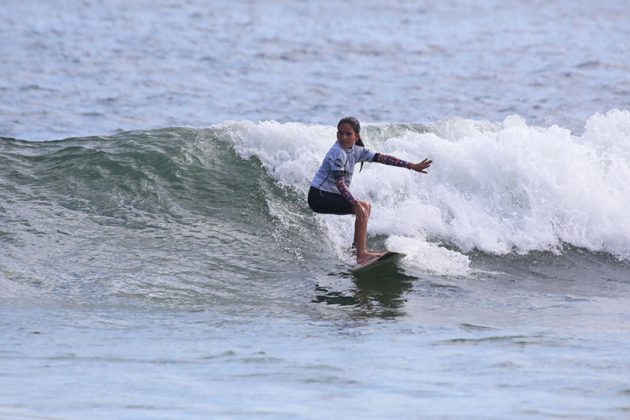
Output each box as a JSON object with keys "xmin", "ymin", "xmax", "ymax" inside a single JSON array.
[{"xmin": 308, "ymin": 186, "xmax": 354, "ymax": 215}]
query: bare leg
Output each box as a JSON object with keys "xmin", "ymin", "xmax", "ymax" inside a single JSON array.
[
  {"xmin": 354, "ymin": 214, "xmax": 368, "ymax": 260},
  {"xmin": 353, "ymin": 201, "xmax": 382, "ymax": 264}
]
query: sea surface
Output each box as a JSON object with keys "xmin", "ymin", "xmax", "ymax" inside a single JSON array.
[{"xmin": 2, "ymin": 0, "xmax": 630, "ymax": 418}]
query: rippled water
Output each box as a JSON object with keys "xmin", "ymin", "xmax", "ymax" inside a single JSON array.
[
  {"xmin": 2, "ymin": 0, "xmax": 630, "ymax": 418},
  {"xmin": 2, "ymin": 0, "xmax": 629, "ymax": 140}
]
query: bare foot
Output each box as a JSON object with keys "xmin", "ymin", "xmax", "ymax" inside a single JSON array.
[
  {"xmin": 356, "ymin": 251, "xmax": 385, "ymax": 265},
  {"xmin": 351, "ymin": 244, "xmax": 384, "ymax": 256}
]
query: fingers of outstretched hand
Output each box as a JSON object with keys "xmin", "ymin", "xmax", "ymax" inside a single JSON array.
[{"xmin": 412, "ymin": 158, "xmax": 432, "ymax": 173}]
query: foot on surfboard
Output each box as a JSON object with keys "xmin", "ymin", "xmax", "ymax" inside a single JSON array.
[
  {"xmin": 351, "ymin": 244, "xmax": 385, "ymax": 257},
  {"xmin": 356, "ymin": 251, "xmax": 386, "ymax": 265},
  {"xmin": 351, "ymin": 251, "xmax": 406, "ymax": 273}
]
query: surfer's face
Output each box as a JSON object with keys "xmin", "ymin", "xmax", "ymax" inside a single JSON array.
[{"xmin": 337, "ymin": 123, "xmax": 359, "ymax": 150}]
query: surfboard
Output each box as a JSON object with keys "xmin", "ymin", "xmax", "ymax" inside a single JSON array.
[{"xmin": 350, "ymin": 251, "xmax": 405, "ymax": 273}]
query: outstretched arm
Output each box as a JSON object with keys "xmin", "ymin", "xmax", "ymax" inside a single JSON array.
[{"xmin": 374, "ymin": 153, "xmax": 432, "ymax": 173}]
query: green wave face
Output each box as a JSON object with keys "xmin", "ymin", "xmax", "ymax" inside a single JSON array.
[{"xmin": 0, "ymin": 128, "xmax": 329, "ymax": 308}]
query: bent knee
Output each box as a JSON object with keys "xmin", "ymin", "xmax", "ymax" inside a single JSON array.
[{"xmin": 357, "ymin": 200, "xmax": 372, "ymax": 214}]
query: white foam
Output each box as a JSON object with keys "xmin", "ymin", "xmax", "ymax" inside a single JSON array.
[
  {"xmin": 386, "ymin": 235, "xmax": 471, "ymax": 277},
  {"xmin": 219, "ymin": 110, "xmax": 630, "ymax": 274}
]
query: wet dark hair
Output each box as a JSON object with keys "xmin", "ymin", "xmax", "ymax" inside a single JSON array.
[
  {"xmin": 337, "ymin": 116, "xmax": 364, "ymax": 147},
  {"xmin": 338, "ymin": 116, "xmax": 366, "ymax": 171}
]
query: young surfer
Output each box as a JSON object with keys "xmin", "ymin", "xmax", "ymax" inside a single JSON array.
[{"xmin": 308, "ymin": 117, "xmax": 432, "ymax": 265}]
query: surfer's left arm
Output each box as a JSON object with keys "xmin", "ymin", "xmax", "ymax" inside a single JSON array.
[{"xmin": 373, "ymin": 153, "xmax": 432, "ymax": 174}]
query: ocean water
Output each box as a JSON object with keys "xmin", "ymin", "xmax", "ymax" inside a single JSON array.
[{"xmin": 2, "ymin": 0, "xmax": 630, "ymax": 418}]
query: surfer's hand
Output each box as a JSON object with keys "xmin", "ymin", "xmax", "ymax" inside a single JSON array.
[{"xmin": 409, "ymin": 158, "xmax": 432, "ymax": 173}]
